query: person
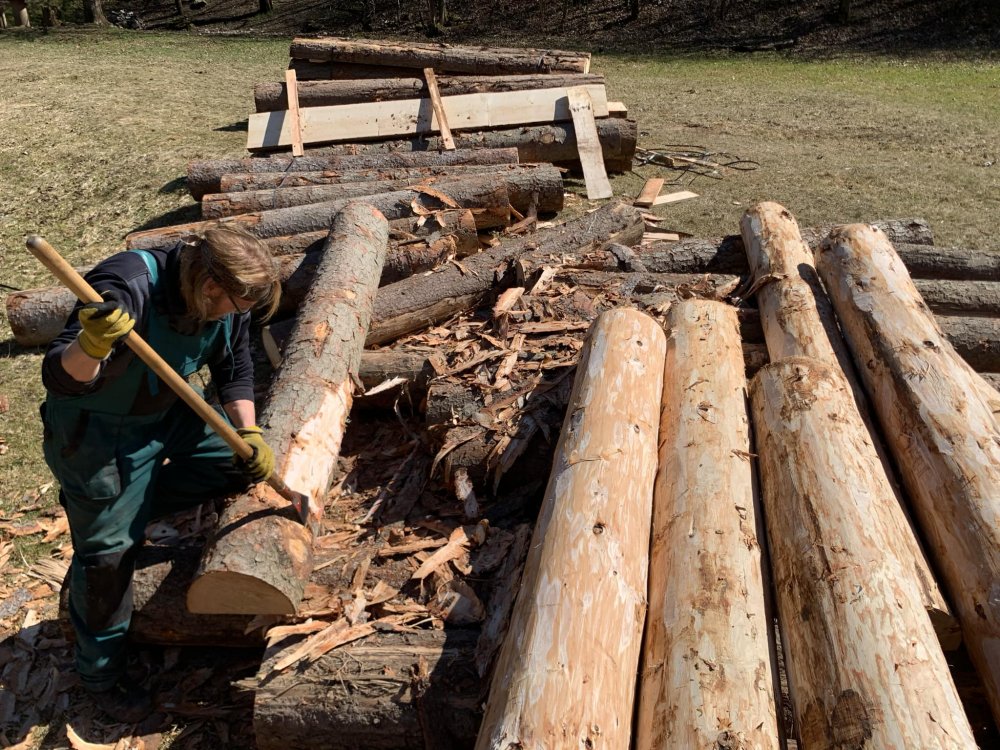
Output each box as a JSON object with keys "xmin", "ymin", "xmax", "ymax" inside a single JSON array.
[{"xmin": 40, "ymin": 226, "xmax": 282, "ymax": 723}]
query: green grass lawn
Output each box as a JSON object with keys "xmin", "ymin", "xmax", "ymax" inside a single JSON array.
[{"xmin": 1, "ymin": 28, "xmax": 999, "ymax": 553}]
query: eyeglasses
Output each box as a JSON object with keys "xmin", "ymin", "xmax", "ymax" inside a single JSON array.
[{"xmin": 226, "ymin": 291, "xmax": 255, "ymax": 315}]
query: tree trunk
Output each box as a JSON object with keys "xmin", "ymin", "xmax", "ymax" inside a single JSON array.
[
  {"xmin": 258, "ymin": 0, "xmax": 273, "ymax": 12},
  {"xmin": 475, "ymin": 309, "xmax": 664, "ymax": 750},
  {"xmin": 741, "ymin": 201, "xmax": 953, "ymax": 632},
  {"xmin": 11, "ymin": 0, "xmax": 29, "ymax": 26},
  {"xmin": 367, "ymin": 200, "xmax": 645, "ymax": 346},
  {"xmin": 816, "ymin": 223, "xmax": 1000, "ymax": 726},
  {"xmin": 288, "ymin": 37, "xmax": 591, "ymax": 75},
  {"xmin": 187, "ymin": 148, "xmax": 520, "ymax": 200},
  {"xmin": 300, "ymin": 117, "xmax": 638, "ymax": 174},
  {"xmin": 218, "ymin": 163, "xmax": 531, "ymax": 192},
  {"xmin": 82, "ymin": 0, "xmax": 107, "ymax": 24},
  {"xmin": 202, "ymin": 164, "xmax": 564, "ymax": 219},
  {"xmin": 254, "ymin": 628, "xmax": 482, "ymax": 750},
  {"xmin": 636, "ymin": 299, "xmax": 780, "ymax": 750},
  {"xmin": 254, "ymin": 73, "xmax": 606, "ymax": 112},
  {"xmin": 128, "ymin": 176, "xmax": 511, "ymax": 249},
  {"xmin": 750, "ymin": 357, "xmax": 977, "ymax": 748},
  {"xmin": 187, "ymin": 204, "xmax": 389, "ymax": 615}
]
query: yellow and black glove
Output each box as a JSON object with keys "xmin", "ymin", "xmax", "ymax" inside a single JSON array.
[
  {"xmin": 77, "ymin": 293, "xmax": 135, "ymax": 360},
  {"xmin": 235, "ymin": 426, "xmax": 276, "ymax": 483}
]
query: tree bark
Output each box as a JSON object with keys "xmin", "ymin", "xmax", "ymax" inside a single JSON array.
[
  {"xmin": 475, "ymin": 309, "xmax": 664, "ymax": 750},
  {"xmin": 187, "ymin": 204, "xmax": 389, "ymax": 615},
  {"xmin": 367, "ymin": 200, "xmax": 645, "ymax": 346},
  {"xmin": 910, "ymin": 279, "xmax": 1000, "ymax": 317},
  {"xmin": 749, "ymin": 357, "xmax": 977, "ymax": 748},
  {"xmin": 289, "ymin": 60, "xmax": 419, "ymax": 81},
  {"xmin": 741, "ymin": 202, "xmax": 953, "ymax": 631},
  {"xmin": 816, "ymin": 223, "xmax": 1000, "ymax": 725},
  {"xmin": 301, "ymin": 117, "xmax": 638, "ymax": 174},
  {"xmin": 128, "ymin": 176, "xmax": 511, "ymax": 250},
  {"xmin": 187, "ymin": 148, "xmax": 520, "ymax": 200},
  {"xmin": 288, "ymin": 37, "xmax": 591, "ymax": 75},
  {"xmin": 219, "ymin": 163, "xmax": 529, "ymax": 192},
  {"xmin": 202, "ymin": 164, "xmax": 564, "ymax": 219},
  {"xmin": 982, "ymin": 372, "xmax": 1000, "ymax": 393},
  {"xmin": 83, "ymin": 0, "xmax": 107, "ymax": 25},
  {"xmin": 254, "ymin": 628, "xmax": 482, "ymax": 750},
  {"xmin": 11, "ymin": 0, "xmax": 29, "ymax": 26},
  {"xmin": 254, "ymin": 73, "xmax": 606, "ymax": 112},
  {"xmin": 637, "ymin": 299, "xmax": 780, "ymax": 749}
]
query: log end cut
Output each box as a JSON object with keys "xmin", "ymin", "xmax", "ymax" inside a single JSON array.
[{"xmin": 186, "ymin": 570, "xmax": 298, "ymax": 616}]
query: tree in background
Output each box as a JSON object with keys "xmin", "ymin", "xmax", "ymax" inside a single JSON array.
[
  {"xmin": 84, "ymin": 0, "xmax": 108, "ymax": 24},
  {"xmin": 425, "ymin": 0, "xmax": 447, "ymax": 35}
]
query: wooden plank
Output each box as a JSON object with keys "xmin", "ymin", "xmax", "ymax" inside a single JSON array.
[
  {"xmin": 565, "ymin": 86, "xmax": 613, "ymax": 200},
  {"xmin": 634, "ymin": 177, "xmax": 664, "ymax": 208},
  {"xmin": 608, "ymin": 101, "xmax": 628, "ymax": 118},
  {"xmin": 247, "ymin": 84, "xmax": 610, "ymax": 151},
  {"xmin": 284, "ymin": 68, "xmax": 305, "ymax": 158},
  {"xmin": 422, "ymin": 67, "xmax": 455, "ymax": 150},
  {"xmin": 642, "ymin": 231, "xmax": 681, "ymax": 243},
  {"xmin": 652, "ymin": 189, "xmax": 699, "ymax": 206}
]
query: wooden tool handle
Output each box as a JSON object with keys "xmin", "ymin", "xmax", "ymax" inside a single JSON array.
[{"xmin": 25, "ymin": 235, "xmax": 308, "ymax": 512}]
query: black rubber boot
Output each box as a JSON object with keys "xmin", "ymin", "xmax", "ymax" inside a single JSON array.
[{"xmin": 88, "ymin": 675, "xmax": 153, "ymax": 724}]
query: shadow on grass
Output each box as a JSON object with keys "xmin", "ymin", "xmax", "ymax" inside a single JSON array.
[
  {"xmin": 0, "ymin": 337, "xmax": 44, "ymax": 359},
  {"xmin": 157, "ymin": 177, "xmax": 188, "ymax": 196},
  {"xmin": 128, "ymin": 205, "xmax": 203, "ymax": 234},
  {"xmin": 214, "ymin": 121, "xmax": 248, "ymax": 133}
]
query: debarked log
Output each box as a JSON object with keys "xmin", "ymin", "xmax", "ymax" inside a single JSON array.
[
  {"xmin": 288, "ymin": 37, "xmax": 591, "ymax": 75},
  {"xmin": 750, "ymin": 358, "xmax": 977, "ymax": 749},
  {"xmin": 202, "ymin": 164, "xmax": 564, "ymax": 219},
  {"xmin": 187, "ymin": 147, "xmax": 520, "ymax": 200},
  {"xmin": 254, "ymin": 73, "xmax": 606, "ymax": 112},
  {"xmin": 127, "ymin": 175, "xmax": 511, "ymax": 250},
  {"xmin": 187, "ymin": 203, "xmax": 388, "ymax": 615},
  {"xmin": 476, "ymin": 309, "xmax": 665, "ymax": 750}
]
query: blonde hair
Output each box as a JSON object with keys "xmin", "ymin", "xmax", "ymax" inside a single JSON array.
[{"xmin": 180, "ymin": 224, "xmax": 281, "ymax": 323}]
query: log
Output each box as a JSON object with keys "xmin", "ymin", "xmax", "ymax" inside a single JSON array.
[
  {"xmin": 749, "ymin": 357, "xmax": 977, "ymax": 748},
  {"xmin": 741, "ymin": 201, "xmax": 953, "ymax": 632},
  {"xmin": 187, "ymin": 147, "xmax": 520, "ymax": 200},
  {"xmin": 367, "ymin": 200, "xmax": 646, "ymax": 346},
  {"xmin": 219, "ymin": 163, "xmax": 529, "ymax": 192},
  {"xmin": 187, "ymin": 204, "xmax": 389, "ymax": 615},
  {"xmin": 289, "ymin": 59, "xmax": 418, "ymax": 81},
  {"xmin": 909, "ymin": 278, "xmax": 1000, "ymax": 317},
  {"xmin": 289, "ymin": 37, "xmax": 591, "ymax": 75},
  {"xmin": 475, "ymin": 308, "xmax": 665, "ymax": 750},
  {"xmin": 302, "ymin": 118, "xmax": 638, "ymax": 174},
  {"xmin": 128, "ymin": 175, "xmax": 511, "ymax": 249},
  {"xmin": 254, "ymin": 627, "xmax": 482, "ymax": 750},
  {"xmin": 983, "ymin": 372, "xmax": 1000, "ymax": 392},
  {"xmin": 254, "ymin": 73, "xmax": 606, "ymax": 112},
  {"xmin": 816, "ymin": 223, "xmax": 1000, "ymax": 725},
  {"xmin": 202, "ymin": 164, "xmax": 564, "ymax": 219},
  {"xmin": 636, "ymin": 299, "xmax": 780, "ymax": 750}
]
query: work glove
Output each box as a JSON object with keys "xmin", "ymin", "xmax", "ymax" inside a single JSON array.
[
  {"xmin": 235, "ymin": 425, "xmax": 276, "ymax": 483},
  {"xmin": 76, "ymin": 292, "xmax": 135, "ymax": 360}
]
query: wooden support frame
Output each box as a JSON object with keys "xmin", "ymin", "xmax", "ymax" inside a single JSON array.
[{"xmin": 422, "ymin": 67, "xmax": 456, "ymax": 150}]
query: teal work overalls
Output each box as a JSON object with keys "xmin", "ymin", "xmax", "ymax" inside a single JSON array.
[{"xmin": 41, "ymin": 251, "xmax": 249, "ymax": 691}]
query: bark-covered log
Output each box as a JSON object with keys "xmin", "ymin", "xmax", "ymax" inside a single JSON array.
[
  {"xmin": 289, "ymin": 37, "xmax": 591, "ymax": 75},
  {"xmin": 741, "ymin": 202, "xmax": 953, "ymax": 630},
  {"xmin": 910, "ymin": 279, "xmax": 1000, "ymax": 317},
  {"xmin": 636, "ymin": 300, "xmax": 780, "ymax": 750},
  {"xmin": 289, "ymin": 59, "xmax": 418, "ymax": 81},
  {"xmin": 187, "ymin": 148, "xmax": 520, "ymax": 200},
  {"xmin": 188, "ymin": 204, "xmax": 389, "ymax": 615},
  {"xmin": 750, "ymin": 357, "xmax": 977, "ymax": 748},
  {"xmin": 255, "ymin": 74, "xmax": 605, "ymax": 112},
  {"xmin": 303, "ymin": 118, "xmax": 638, "ymax": 174},
  {"xmin": 254, "ymin": 627, "xmax": 482, "ymax": 750},
  {"xmin": 983, "ymin": 372, "xmax": 1000, "ymax": 393},
  {"xmin": 817, "ymin": 223, "xmax": 1000, "ymax": 725},
  {"xmin": 128, "ymin": 176, "xmax": 511, "ymax": 250},
  {"xmin": 368, "ymin": 200, "xmax": 646, "ymax": 346},
  {"xmin": 202, "ymin": 164, "xmax": 563, "ymax": 219},
  {"xmin": 476, "ymin": 309, "xmax": 665, "ymax": 750}
]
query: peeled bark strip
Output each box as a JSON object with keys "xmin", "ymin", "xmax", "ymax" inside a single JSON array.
[
  {"xmin": 741, "ymin": 201, "xmax": 952, "ymax": 630},
  {"xmin": 475, "ymin": 309, "xmax": 665, "ymax": 750},
  {"xmin": 368, "ymin": 200, "xmax": 645, "ymax": 346},
  {"xmin": 750, "ymin": 358, "xmax": 977, "ymax": 749},
  {"xmin": 188, "ymin": 204, "xmax": 389, "ymax": 615},
  {"xmin": 219, "ymin": 163, "xmax": 527, "ymax": 192},
  {"xmin": 202, "ymin": 164, "xmax": 563, "ymax": 219},
  {"xmin": 254, "ymin": 73, "xmax": 606, "ymax": 112},
  {"xmin": 816, "ymin": 223, "xmax": 1000, "ymax": 724},
  {"xmin": 289, "ymin": 37, "xmax": 591, "ymax": 75},
  {"xmin": 304, "ymin": 118, "xmax": 638, "ymax": 173},
  {"xmin": 128, "ymin": 176, "xmax": 510, "ymax": 250},
  {"xmin": 636, "ymin": 300, "xmax": 780, "ymax": 750},
  {"xmin": 254, "ymin": 628, "xmax": 481, "ymax": 750},
  {"xmin": 187, "ymin": 147, "xmax": 520, "ymax": 200}
]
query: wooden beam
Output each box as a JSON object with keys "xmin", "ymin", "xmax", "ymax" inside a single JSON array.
[
  {"xmin": 633, "ymin": 177, "xmax": 664, "ymax": 208},
  {"xmin": 565, "ymin": 86, "xmax": 613, "ymax": 200},
  {"xmin": 247, "ymin": 84, "xmax": 609, "ymax": 151},
  {"xmin": 652, "ymin": 189, "xmax": 698, "ymax": 206},
  {"xmin": 422, "ymin": 67, "xmax": 455, "ymax": 150},
  {"xmin": 284, "ymin": 68, "xmax": 304, "ymax": 158}
]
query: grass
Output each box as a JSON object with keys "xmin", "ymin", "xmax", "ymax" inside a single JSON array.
[{"xmin": 1, "ymin": 28, "xmax": 999, "ymax": 546}]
